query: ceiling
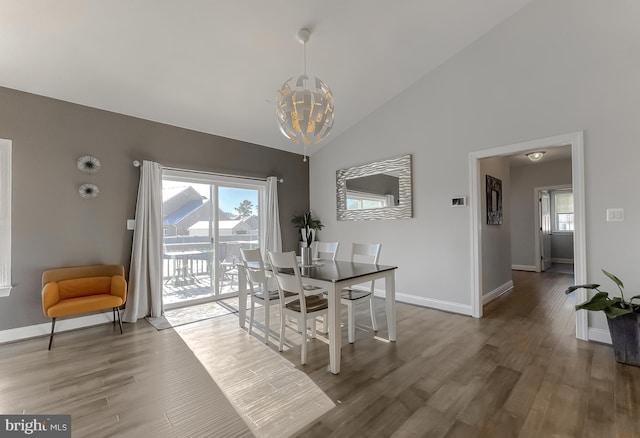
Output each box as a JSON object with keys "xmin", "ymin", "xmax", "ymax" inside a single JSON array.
[{"xmin": 0, "ymin": 0, "xmax": 534, "ymax": 156}]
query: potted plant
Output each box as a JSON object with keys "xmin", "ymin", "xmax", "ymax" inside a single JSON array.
[
  {"xmin": 291, "ymin": 211, "xmax": 324, "ymax": 247},
  {"xmin": 565, "ymin": 269, "xmax": 640, "ymax": 366},
  {"xmin": 292, "ymin": 212, "xmax": 324, "ymax": 266}
]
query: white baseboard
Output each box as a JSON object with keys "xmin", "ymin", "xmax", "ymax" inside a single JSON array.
[
  {"xmin": 512, "ymin": 265, "xmax": 536, "ymax": 272},
  {"xmin": 588, "ymin": 328, "xmax": 612, "ymax": 345},
  {"xmin": 551, "ymin": 258, "xmax": 574, "ymax": 264},
  {"xmin": 0, "ymin": 313, "xmax": 114, "ymax": 344},
  {"xmin": 483, "ymin": 280, "xmax": 514, "ymax": 305},
  {"xmin": 374, "ymin": 289, "xmax": 472, "ymax": 316}
]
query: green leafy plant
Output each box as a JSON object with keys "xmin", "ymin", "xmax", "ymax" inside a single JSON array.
[
  {"xmin": 291, "ymin": 211, "xmax": 324, "ymax": 246},
  {"xmin": 565, "ymin": 269, "xmax": 640, "ymax": 318}
]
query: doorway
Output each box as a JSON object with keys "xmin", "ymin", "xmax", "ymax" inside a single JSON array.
[
  {"xmin": 539, "ymin": 189, "xmax": 552, "ymax": 271},
  {"xmin": 469, "ymin": 131, "xmax": 588, "ymax": 340},
  {"xmin": 534, "ymin": 184, "xmax": 574, "ymax": 273},
  {"xmin": 161, "ymin": 170, "xmax": 265, "ymax": 310}
]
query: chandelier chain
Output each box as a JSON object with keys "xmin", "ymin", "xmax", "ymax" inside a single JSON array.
[{"xmin": 303, "ymin": 41, "xmax": 307, "ymax": 76}]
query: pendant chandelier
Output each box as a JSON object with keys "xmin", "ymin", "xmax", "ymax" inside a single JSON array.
[{"xmin": 276, "ymin": 28, "xmax": 334, "ymax": 160}]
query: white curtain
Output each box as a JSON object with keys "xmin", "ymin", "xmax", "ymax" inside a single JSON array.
[
  {"xmin": 262, "ymin": 176, "xmax": 282, "ymax": 259},
  {"xmin": 123, "ymin": 160, "xmax": 163, "ymax": 322}
]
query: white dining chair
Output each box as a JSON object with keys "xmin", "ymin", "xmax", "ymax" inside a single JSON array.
[
  {"xmin": 267, "ymin": 250, "xmax": 328, "ymax": 365},
  {"xmin": 301, "ymin": 241, "xmax": 338, "ymax": 299},
  {"xmin": 312, "ymin": 241, "xmax": 339, "ymax": 261},
  {"xmin": 342, "ymin": 243, "xmax": 382, "ymax": 343},
  {"xmin": 240, "ymin": 248, "xmax": 282, "ymax": 345},
  {"xmin": 303, "ymin": 241, "xmax": 338, "ymax": 333}
]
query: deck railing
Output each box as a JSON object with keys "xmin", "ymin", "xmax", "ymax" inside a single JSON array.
[{"xmin": 162, "ymin": 240, "xmax": 259, "ymax": 280}]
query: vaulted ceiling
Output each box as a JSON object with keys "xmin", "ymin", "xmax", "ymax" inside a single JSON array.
[{"xmin": 0, "ymin": 0, "xmax": 534, "ymax": 156}]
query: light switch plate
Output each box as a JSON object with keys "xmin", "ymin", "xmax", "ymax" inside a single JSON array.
[
  {"xmin": 606, "ymin": 208, "xmax": 624, "ymax": 222},
  {"xmin": 127, "ymin": 219, "xmax": 136, "ymax": 230}
]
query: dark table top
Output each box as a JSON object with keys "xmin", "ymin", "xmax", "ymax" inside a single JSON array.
[{"xmin": 295, "ymin": 260, "xmax": 397, "ymax": 283}]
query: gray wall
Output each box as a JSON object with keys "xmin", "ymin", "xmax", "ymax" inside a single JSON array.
[
  {"xmin": 310, "ymin": 0, "xmax": 640, "ymax": 332},
  {"xmin": 480, "ymin": 158, "xmax": 512, "ymax": 295},
  {"xmin": 551, "ymin": 233, "xmax": 574, "ymax": 262},
  {"xmin": 0, "ymin": 86, "xmax": 309, "ymax": 330},
  {"xmin": 510, "ymin": 158, "xmax": 573, "ymax": 267}
]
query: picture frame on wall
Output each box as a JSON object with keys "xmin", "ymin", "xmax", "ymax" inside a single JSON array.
[{"xmin": 486, "ymin": 175, "xmax": 503, "ymax": 225}]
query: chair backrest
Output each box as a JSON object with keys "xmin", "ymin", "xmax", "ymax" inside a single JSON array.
[
  {"xmin": 351, "ymin": 243, "xmax": 381, "ymax": 264},
  {"xmin": 314, "ymin": 241, "xmax": 339, "ymax": 261},
  {"xmin": 240, "ymin": 248, "xmax": 267, "ymax": 289},
  {"xmin": 42, "ymin": 264, "xmax": 124, "ymax": 287},
  {"xmin": 267, "ymin": 251, "xmax": 307, "ymax": 313}
]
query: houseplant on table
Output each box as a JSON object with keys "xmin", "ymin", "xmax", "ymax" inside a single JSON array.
[
  {"xmin": 565, "ymin": 269, "xmax": 640, "ymax": 366},
  {"xmin": 291, "ymin": 212, "xmax": 324, "ymax": 266}
]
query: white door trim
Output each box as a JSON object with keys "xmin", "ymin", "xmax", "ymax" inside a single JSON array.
[{"xmin": 468, "ymin": 131, "xmax": 587, "ymax": 341}]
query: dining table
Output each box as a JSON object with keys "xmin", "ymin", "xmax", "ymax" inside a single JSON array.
[
  {"xmin": 237, "ymin": 258, "xmax": 397, "ymax": 374},
  {"xmin": 164, "ymin": 249, "xmax": 202, "ymax": 286}
]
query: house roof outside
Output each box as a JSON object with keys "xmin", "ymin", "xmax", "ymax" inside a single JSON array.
[
  {"xmin": 163, "ymin": 199, "xmax": 204, "ymax": 226},
  {"xmin": 188, "ymin": 220, "xmax": 254, "ymax": 237}
]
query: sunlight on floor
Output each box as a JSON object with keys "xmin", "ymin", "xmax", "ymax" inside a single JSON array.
[{"xmin": 173, "ymin": 307, "xmax": 335, "ymax": 438}]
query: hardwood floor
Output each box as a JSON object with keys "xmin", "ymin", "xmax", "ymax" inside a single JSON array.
[
  {"xmin": 291, "ymin": 271, "xmax": 640, "ymax": 438},
  {"xmin": 1, "ymin": 270, "xmax": 639, "ymax": 437},
  {"xmin": 0, "ymin": 320, "xmax": 252, "ymax": 437}
]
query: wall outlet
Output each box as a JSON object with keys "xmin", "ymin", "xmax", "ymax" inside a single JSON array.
[
  {"xmin": 606, "ymin": 208, "xmax": 624, "ymax": 222},
  {"xmin": 127, "ymin": 219, "xmax": 136, "ymax": 230}
]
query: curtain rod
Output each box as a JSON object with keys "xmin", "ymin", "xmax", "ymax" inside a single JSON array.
[{"xmin": 132, "ymin": 160, "xmax": 283, "ymax": 183}]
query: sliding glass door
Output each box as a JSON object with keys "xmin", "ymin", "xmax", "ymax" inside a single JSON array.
[{"xmin": 161, "ymin": 170, "xmax": 264, "ymax": 309}]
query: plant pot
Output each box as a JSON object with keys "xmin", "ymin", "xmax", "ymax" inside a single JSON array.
[{"xmin": 607, "ymin": 312, "xmax": 640, "ymax": 367}]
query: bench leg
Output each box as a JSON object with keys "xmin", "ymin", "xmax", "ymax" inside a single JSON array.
[
  {"xmin": 48, "ymin": 318, "xmax": 56, "ymax": 350},
  {"xmin": 115, "ymin": 307, "xmax": 123, "ymax": 334}
]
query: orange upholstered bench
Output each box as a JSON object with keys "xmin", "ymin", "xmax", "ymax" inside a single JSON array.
[{"xmin": 42, "ymin": 264, "xmax": 127, "ymax": 349}]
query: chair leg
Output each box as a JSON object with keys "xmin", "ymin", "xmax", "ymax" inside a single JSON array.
[
  {"xmin": 48, "ymin": 318, "xmax": 56, "ymax": 350},
  {"xmin": 279, "ymin": 310, "xmax": 286, "ymax": 352},
  {"xmin": 311, "ymin": 317, "xmax": 317, "ymax": 339},
  {"xmin": 264, "ymin": 304, "xmax": 270, "ymax": 345},
  {"xmin": 369, "ymin": 294, "xmax": 378, "ymax": 331},
  {"xmin": 115, "ymin": 307, "xmax": 123, "ymax": 334},
  {"xmin": 301, "ymin": 317, "xmax": 308, "ymax": 365},
  {"xmin": 249, "ymin": 299, "xmax": 255, "ymax": 335},
  {"xmin": 347, "ymin": 302, "xmax": 355, "ymax": 344},
  {"xmin": 112, "ymin": 308, "xmax": 116, "ymax": 325}
]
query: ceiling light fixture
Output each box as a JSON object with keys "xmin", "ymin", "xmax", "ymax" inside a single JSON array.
[
  {"xmin": 276, "ymin": 28, "xmax": 334, "ymax": 162},
  {"xmin": 526, "ymin": 151, "xmax": 545, "ymax": 162}
]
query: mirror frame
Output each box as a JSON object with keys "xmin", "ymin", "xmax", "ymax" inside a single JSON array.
[{"xmin": 336, "ymin": 154, "xmax": 413, "ymax": 221}]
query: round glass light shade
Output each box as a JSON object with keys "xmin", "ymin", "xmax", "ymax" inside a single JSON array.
[
  {"xmin": 527, "ymin": 151, "xmax": 545, "ymax": 161},
  {"xmin": 276, "ymin": 75, "xmax": 334, "ymax": 145}
]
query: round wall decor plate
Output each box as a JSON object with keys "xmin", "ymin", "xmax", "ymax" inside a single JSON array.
[
  {"xmin": 77, "ymin": 155, "xmax": 101, "ymax": 174},
  {"xmin": 79, "ymin": 183, "xmax": 99, "ymax": 198}
]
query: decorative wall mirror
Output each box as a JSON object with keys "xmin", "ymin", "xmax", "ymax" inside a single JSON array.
[{"xmin": 336, "ymin": 154, "xmax": 412, "ymax": 221}]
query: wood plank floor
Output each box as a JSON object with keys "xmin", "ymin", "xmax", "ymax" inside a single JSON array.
[
  {"xmin": 0, "ymin": 319, "xmax": 252, "ymax": 437},
  {"xmin": 1, "ymin": 270, "xmax": 639, "ymax": 437}
]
